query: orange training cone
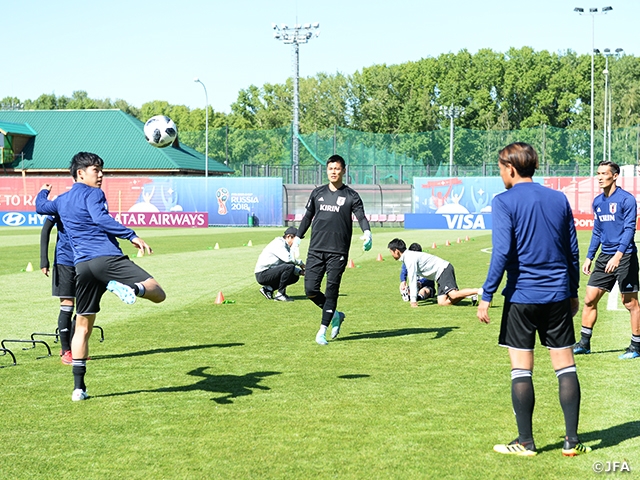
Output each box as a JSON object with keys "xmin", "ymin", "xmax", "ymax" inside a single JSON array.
[
  {"xmin": 456, "ymin": 237, "xmax": 461, "ymax": 244},
  {"xmin": 431, "ymin": 242, "xmax": 437, "ymax": 249},
  {"xmin": 445, "ymin": 240, "xmax": 451, "ymax": 246},
  {"xmin": 215, "ymin": 291, "xmax": 225, "ymax": 304},
  {"xmin": 347, "ymin": 259, "xmax": 356, "ymax": 268},
  {"xmin": 465, "ymin": 236, "xmax": 470, "ymax": 242},
  {"xmin": 376, "ymin": 253, "xmax": 384, "ymax": 261}
]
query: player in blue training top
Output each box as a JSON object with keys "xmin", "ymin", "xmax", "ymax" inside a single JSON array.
[
  {"xmin": 36, "ymin": 152, "xmax": 166, "ymax": 402},
  {"xmin": 40, "ymin": 214, "xmax": 76, "ymax": 365},
  {"xmin": 575, "ymin": 160, "xmax": 640, "ymax": 360},
  {"xmin": 477, "ymin": 142, "xmax": 590, "ymax": 457},
  {"xmin": 294, "ymin": 154, "xmax": 372, "ymax": 345}
]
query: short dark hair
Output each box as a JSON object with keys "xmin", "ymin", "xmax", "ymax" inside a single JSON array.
[
  {"xmin": 598, "ymin": 160, "xmax": 620, "ymax": 176},
  {"xmin": 387, "ymin": 238, "xmax": 406, "ymax": 253},
  {"xmin": 70, "ymin": 152, "xmax": 104, "ymax": 179},
  {"xmin": 498, "ymin": 142, "xmax": 538, "ymax": 178},
  {"xmin": 284, "ymin": 227, "xmax": 298, "ymax": 237},
  {"xmin": 327, "ymin": 154, "xmax": 346, "ymax": 169},
  {"xmin": 408, "ymin": 242, "xmax": 423, "ymax": 252}
]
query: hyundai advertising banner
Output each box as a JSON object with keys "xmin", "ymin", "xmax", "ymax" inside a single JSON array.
[{"xmin": 0, "ymin": 177, "xmax": 282, "ymax": 227}]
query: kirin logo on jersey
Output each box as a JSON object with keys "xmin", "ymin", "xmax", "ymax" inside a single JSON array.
[
  {"xmin": 609, "ymin": 203, "xmax": 617, "ymax": 214},
  {"xmin": 337, "ymin": 197, "xmax": 346, "ymax": 206}
]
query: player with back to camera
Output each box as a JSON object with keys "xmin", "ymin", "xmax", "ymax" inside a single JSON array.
[
  {"xmin": 36, "ymin": 152, "xmax": 166, "ymax": 402},
  {"xmin": 293, "ymin": 154, "xmax": 372, "ymax": 345},
  {"xmin": 387, "ymin": 238, "xmax": 480, "ymax": 307},
  {"xmin": 399, "ymin": 243, "xmax": 436, "ymax": 302},
  {"xmin": 477, "ymin": 142, "xmax": 590, "ymax": 457},
  {"xmin": 255, "ymin": 227, "xmax": 306, "ymax": 302},
  {"xmin": 40, "ymin": 214, "xmax": 76, "ymax": 365},
  {"xmin": 574, "ymin": 160, "xmax": 640, "ymax": 360}
]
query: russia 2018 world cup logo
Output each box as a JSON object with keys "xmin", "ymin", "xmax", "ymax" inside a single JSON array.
[{"xmin": 216, "ymin": 188, "xmax": 229, "ymax": 215}]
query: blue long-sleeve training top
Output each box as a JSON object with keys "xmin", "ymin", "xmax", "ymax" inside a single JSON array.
[
  {"xmin": 481, "ymin": 182, "xmax": 579, "ymax": 304},
  {"xmin": 36, "ymin": 183, "xmax": 138, "ymax": 264},
  {"xmin": 586, "ymin": 187, "xmax": 637, "ymax": 259}
]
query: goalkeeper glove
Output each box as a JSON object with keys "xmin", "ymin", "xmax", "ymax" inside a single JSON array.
[
  {"xmin": 360, "ymin": 230, "xmax": 372, "ymax": 252},
  {"xmin": 291, "ymin": 236, "xmax": 301, "ymax": 259}
]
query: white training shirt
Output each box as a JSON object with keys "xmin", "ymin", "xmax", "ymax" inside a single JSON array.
[
  {"xmin": 400, "ymin": 250, "xmax": 449, "ymax": 302},
  {"xmin": 254, "ymin": 236, "xmax": 303, "ymax": 274}
]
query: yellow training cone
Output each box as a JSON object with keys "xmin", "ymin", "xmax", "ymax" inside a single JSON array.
[
  {"xmin": 137, "ymin": 249, "xmax": 144, "ymax": 258},
  {"xmin": 247, "ymin": 240, "xmax": 253, "ymax": 247},
  {"xmin": 214, "ymin": 243, "xmax": 220, "ymax": 250},
  {"xmin": 25, "ymin": 262, "xmax": 34, "ymax": 272}
]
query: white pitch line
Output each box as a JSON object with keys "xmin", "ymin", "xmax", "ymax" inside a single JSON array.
[{"xmin": 481, "ymin": 247, "xmax": 492, "ymax": 254}]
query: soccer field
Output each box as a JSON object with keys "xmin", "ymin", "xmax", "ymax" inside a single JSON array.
[{"xmin": 0, "ymin": 227, "xmax": 638, "ymax": 479}]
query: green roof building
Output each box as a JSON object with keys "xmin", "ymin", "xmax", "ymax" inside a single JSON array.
[{"xmin": 0, "ymin": 110, "xmax": 232, "ymax": 176}]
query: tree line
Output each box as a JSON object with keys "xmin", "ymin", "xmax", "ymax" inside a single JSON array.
[{"xmin": 3, "ymin": 47, "xmax": 640, "ymax": 170}]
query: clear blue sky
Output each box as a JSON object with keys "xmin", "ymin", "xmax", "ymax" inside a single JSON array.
[{"xmin": 3, "ymin": 0, "xmax": 638, "ymax": 113}]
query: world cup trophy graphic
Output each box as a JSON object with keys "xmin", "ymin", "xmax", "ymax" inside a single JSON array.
[{"xmin": 216, "ymin": 188, "xmax": 229, "ymax": 215}]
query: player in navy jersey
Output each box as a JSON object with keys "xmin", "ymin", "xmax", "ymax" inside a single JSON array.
[
  {"xmin": 36, "ymin": 152, "xmax": 166, "ymax": 401},
  {"xmin": 294, "ymin": 155, "xmax": 372, "ymax": 345},
  {"xmin": 477, "ymin": 143, "xmax": 589, "ymax": 457},
  {"xmin": 575, "ymin": 160, "xmax": 640, "ymax": 360},
  {"xmin": 40, "ymin": 215, "xmax": 76, "ymax": 365}
]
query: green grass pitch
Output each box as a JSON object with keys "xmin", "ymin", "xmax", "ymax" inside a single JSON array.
[{"xmin": 0, "ymin": 227, "xmax": 638, "ymax": 479}]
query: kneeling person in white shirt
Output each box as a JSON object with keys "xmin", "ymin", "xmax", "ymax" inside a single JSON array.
[{"xmin": 255, "ymin": 227, "xmax": 305, "ymax": 302}]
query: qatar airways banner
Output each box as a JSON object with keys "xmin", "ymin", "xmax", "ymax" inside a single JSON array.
[{"xmin": 0, "ymin": 176, "xmax": 282, "ymax": 227}]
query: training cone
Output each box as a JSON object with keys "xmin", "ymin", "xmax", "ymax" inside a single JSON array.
[
  {"xmin": 215, "ymin": 291, "xmax": 225, "ymax": 304},
  {"xmin": 465, "ymin": 236, "xmax": 470, "ymax": 242},
  {"xmin": 376, "ymin": 253, "xmax": 384, "ymax": 261},
  {"xmin": 347, "ymin": 259, "xmax": 356, "ymax": 268},
  {"xmin": 214, "ymin": 243, "xmax": 220, "ymax": 250},
  {"xmin": 25, "ymin": 262, "xmax": 33, "ymax": 272},
  {"xmin": 247, "ymin": 240, "xmax": 253, "ymax": 247},
  {"xmin": 431, "ymin": 242, "xmax": 437, "ymax": 249},
  {"xmin": 445, "ymin": 240, "xmax": 451, "ymax": 246},
  {"xmin": 456, "ymin": 238, "xmax": 461, "ymax": 244},
  {"xmin": 137, "ymin": 249, "xmax": 144, "ymax": 258}
]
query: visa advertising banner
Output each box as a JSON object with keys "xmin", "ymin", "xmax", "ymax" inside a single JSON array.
[
  {"xmin": 0, "ymin": 177, "xmax": 282, "ymax": 227},
  {"xmin": 410, "ymin": 176, "xmax": 640, "ymax": 231}
]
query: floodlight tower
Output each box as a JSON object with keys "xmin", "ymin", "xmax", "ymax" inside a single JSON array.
[
  {"xmin": 440, "ymin": 104, "xmax": 465, "ymax": 177},
  {"xmin": 601, "ymin": 47, "xmax": 623, "ymax": 162},
  {"xmin": 193, "ymin": 77, "xmax": 209, "ymax": 178},
  {"xmin": 574, "ymin": 6, "xmax": 613, "ymax": 176},
  {"xmin": 273, "ymin": 21, "xmax": 320, "ymax": 184}
]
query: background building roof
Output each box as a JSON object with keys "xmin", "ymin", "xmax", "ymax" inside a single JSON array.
[{"xmin": 0, "ymin": 110, "xmax": 232, "ymax": 175}]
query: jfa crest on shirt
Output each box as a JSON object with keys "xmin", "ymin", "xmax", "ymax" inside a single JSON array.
[
  {"xmin": 609, "ymin": 203, "xmax": 617, "ymax": 214},
  {"xmin": 337, "ymin": 196, "xmax": 346, "ymax": 206}
]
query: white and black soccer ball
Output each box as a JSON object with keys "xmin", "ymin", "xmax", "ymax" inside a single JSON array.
[{"xmin": 144, "ymin": 115, "xmax": 177, "ymax": 148}]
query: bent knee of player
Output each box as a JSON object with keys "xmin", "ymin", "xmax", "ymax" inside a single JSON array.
[{"xmin": 143, "ymin": 279, "xmax": 166, "ymax": 303}]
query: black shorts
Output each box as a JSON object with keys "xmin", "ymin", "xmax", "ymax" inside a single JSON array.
[
  {"xmin": 498, "ymin": 299, "xmax": 575, "ymax": 350},
  {"xmin": 52, "ymin": 264, "xmax": 76, "ymax": 298},
  {"xmin": 75, "ymin": 255, "xmax": 152, "ymax": 315},
  {"xmin": 587, "ymin": 252, "xmax": 639, "ymax": 293},
  {"xmin": 436, "ymin": 264, "xmax": 458, "ymax": 296}
]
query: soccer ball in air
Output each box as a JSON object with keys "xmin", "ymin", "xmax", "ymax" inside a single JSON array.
[{"xmin": 144, "ymin": 115, "xmax": 177, "ymax": 148}]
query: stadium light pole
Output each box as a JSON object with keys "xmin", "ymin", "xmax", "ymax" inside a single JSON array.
[
  {"xmin": 194, "ymin": 77, "xmax": 209, "ymax": 178},
  {"xmin": 440, "ymin": 104, "xmax": 465, "ymax": 177},
  {"xmin": 273, "ymin": 21, "xmax": 320, "ymax": 184},
  {"xmin": 601, "ymin": 48, "xmax": 624, "ymax": 162},
  {"xmin": 574, "ymin": 6, "xmax": 613, "ymax": 177}
]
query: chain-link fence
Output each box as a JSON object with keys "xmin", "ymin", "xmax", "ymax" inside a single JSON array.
[{"xmin": 180, "ymin": 124, "xmax": 640, "ymax": 182}]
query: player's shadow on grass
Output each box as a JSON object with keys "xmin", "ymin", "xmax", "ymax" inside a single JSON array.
[
  {"xmin": 95, "ymin": 368, "xmax": 281, "ymax": 404},
  {"xmin": 91, "ymin": 343, "xmax": 244, "ymax": 360},
  {"xmin": 339, "ymin": 326, "xmax": 459, "ymax": 342},
  {"xmin": 538, "ymin": 420, "xmax": 640, "ymax": 453}
]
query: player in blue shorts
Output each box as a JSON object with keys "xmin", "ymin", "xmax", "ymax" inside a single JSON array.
[
  {"xmin": 36, "ymin": 152, "xmax": 166, "ymax": 401},
  {"xmin": 477, "ymin": 142, "xmax": 589, "ymax": 457},
  {"xmin": 574, "ymin": 160, "xmax": 640, "ymax": 360},
  {"xmin": 40, "ymin": 215, "xmax": 76, "ymax": 365}
]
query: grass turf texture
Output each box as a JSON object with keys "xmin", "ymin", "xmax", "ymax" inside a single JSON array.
[{"xmin": 0, "ymin": 227, "xmax": 638, "ymax": 479}]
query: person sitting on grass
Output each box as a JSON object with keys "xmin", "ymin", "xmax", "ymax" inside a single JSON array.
[{"xmin": 388, "ymin": 238, "xmax": 480, "ymax": 308}]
